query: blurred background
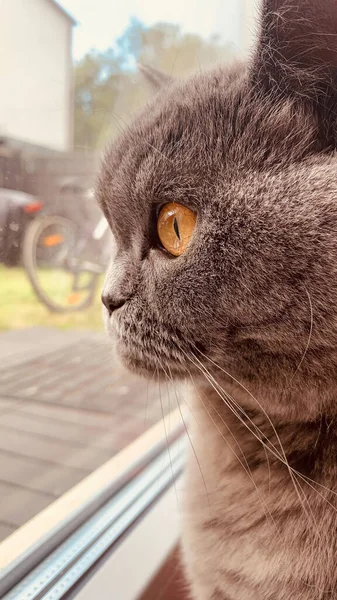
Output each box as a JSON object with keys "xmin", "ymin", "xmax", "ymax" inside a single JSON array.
[
  {"xmin": 0, "ymin": 0, "xmax": 258, "ymax": 330},
  {"xmin": 0, "ymin": 0, "xmax": 259, "ymax": 568}
]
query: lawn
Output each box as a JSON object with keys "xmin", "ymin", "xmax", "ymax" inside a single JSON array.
[{"xmin": 0, "ymin": 265, "xmax": 104, "ymax": 331}]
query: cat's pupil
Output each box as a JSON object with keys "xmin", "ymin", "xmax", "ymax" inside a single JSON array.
[{"xmin": 173, "ymin": 217, "xmax": 180, "ymax": 240}]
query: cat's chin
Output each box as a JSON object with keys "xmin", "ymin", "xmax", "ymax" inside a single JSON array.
[
  {"xmin": 104, "ymin": 312, "xmax": 190, "ymax": 380},
  {"xmin": 115, "ymin": 339, "xmax": 187, "ymax": 380}
]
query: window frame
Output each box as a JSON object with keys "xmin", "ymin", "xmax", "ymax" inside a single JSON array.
[{"xmin": 0, "ymin": 408, "xmax": 186, "ymax": 599}]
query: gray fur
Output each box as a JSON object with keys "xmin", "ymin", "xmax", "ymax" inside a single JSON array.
[{"xmin": 98, "ymin": 1, "xmax": 337, "ymax": 597}]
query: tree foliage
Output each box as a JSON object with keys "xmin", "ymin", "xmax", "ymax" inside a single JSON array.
[{"xmin": 74, "ymin": 19, "xmax": 234, "ymax": 149}]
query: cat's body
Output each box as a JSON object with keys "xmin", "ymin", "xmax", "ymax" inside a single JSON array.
[
  {"xmin": 183, "ymin": 385, "xmax": 337, "ymax": 599},
  {"xmin": 98, "ymin": 1, "xmax": 337, "ymax": 598}
]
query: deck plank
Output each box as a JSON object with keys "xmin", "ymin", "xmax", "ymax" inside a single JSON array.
[
  {"xmin": 0, "ymin": 452, "xmax": 88, "ymax": 496},
  {"xmin": 0, "ymin": 329, "xmax": 172, "ymax": 547},
  {"xmin": 0, "ymin": 427, "xmax": 114, "ymax": 471},
  {"xmin": 0, "ymin": 522, "xmax": 16, "ymax": 544},
  {"xmin": 0, "ymin": 481, "xmax": 54, "ymax": 527},
  {"xmin": 0, "ymin": 411, "xmax": 117, "ymax": 450},
  {"xmin": 14, "ymin": 398, "xmax": 126, "ymax": 428}
]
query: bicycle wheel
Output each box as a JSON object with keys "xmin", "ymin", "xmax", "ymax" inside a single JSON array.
[{"xmin": 22, "ymin": 215, "xmax": 99, "ymax": 313}]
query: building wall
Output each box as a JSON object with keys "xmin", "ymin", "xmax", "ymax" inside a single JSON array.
[
  {"xmin": 212, "ymin": 0, "xmax": 242, "ymax": 50},
  {"xmin": 212, "ymin": 0, "xmax": 260, "ymax": 56},
  {"xmin": 0, "ymin": 0, "xmax": 73, "ymax": 152},
  {"xmin": 241, "ymin": 0, "xmax": 261, "ymax": 55}
]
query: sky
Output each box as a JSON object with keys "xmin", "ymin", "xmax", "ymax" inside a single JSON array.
[{"xmin": 59, "ymin": 0, "xmax": 243, "ymax": 60}]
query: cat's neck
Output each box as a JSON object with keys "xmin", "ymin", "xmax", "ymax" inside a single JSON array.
[
  {"xmin": 193, "ymin": 379, "xmax": 337, "ymax": 485},
  {"xmin": 186, "ymin": 381, "xmax": 337, "ymax": 599}
]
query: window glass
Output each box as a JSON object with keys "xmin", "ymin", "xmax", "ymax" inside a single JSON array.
[{"xmin": 0, "ymin": 0, "xmax": 253, "ymax": 586}]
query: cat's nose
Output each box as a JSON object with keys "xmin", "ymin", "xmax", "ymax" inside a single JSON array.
[{"xmin": 101, "ymin": 292, "xmax": 126, "ymax": 315}]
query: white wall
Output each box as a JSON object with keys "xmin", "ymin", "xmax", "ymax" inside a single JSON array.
[
  {"xmin": 0, "ymin": 0, "xmax": 73, "ymax": 152},
  {"xmin": 211, "ymin": 0, "xmax": 260, "ymax": 56},
  {"xmin": 241, "ymin": 0, "xmax": 261, "ymax": 55},
  {"xmin": 212, "ymin": 0, "xmax": 242, "ymax": 50}
]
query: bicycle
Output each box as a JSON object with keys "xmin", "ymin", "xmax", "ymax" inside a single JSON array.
[{"xmin": 22, "ymin": 187, "xmax": 111, "ymax": 313}]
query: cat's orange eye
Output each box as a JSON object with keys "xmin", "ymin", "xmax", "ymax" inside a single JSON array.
[{"xmin": 157, "ymin": 202, "xmax": 196, "ymax": 256}]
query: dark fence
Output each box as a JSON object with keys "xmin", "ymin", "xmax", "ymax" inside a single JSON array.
[
  {"xmin": 0, "ymin": 147, "xmax": 102, "ymax": 228},
  {"xmin": 0, "ymin": 149, "xmax": 27, "ymax": 192}
]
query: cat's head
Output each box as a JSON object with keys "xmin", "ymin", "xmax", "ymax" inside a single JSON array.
[{"xmin": 98, "ymin": 0, "xmax": 337, "ymax": 420}]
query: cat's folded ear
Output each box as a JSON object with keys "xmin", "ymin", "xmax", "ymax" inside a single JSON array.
[
  {"xmin": 138, "ymin": 64, "xmax": 174, "ymax": 91},
  {"xmin": 250, "ymin": 0, "xmax": 337, "ymax": 142}
]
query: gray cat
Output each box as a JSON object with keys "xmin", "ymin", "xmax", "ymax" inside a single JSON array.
[{"xmin": 98, "ymin": 0, "xmax": 337, "ymax": 598}]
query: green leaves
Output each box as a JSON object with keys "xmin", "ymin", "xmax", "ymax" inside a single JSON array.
[{"xmin": 73, "ymin": 19, "xmax": 234, "ymax": 149}]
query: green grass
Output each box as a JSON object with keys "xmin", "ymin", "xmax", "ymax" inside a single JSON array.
[{"xmin": 0, "ymin": 265, "xmax": 104, "ymax": 331}]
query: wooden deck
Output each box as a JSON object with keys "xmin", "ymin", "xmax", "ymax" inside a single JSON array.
[{"xmin": 0, "ymin": 328, "xmax": 174, "ymax": 542}]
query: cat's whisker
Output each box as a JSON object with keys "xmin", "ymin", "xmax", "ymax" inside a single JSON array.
[
  {"xmin": 164, "ymin": 369, "xmax": 200, "ymax": 429},
  {"xmin": 190, "ymin": 342, "xmax": 337, "ymax": 519},
  {"xmin": 188, "ymin": 344, "xmax": 285, "ymax": 461},
  {"xmin": 264, "ymin": 441, "xmax": 272, "ymax": 500},
  {"xmin": 184, "ymin": 349, "xmax": 323, "ymax": 539},
  {"xmin": 189, "ymin": 340, "xmax": 308, "ymax": 506},
  {"xmin": 289, "ymin": 469, "xmax": 337, "ymax": 515},
  {"xmin": 162, "ymin": 360, "xmax": 212, "ymax": 517},
  {"xmin": 155, "ymin": 361, "xmax": 181, "ymax": 513},
  {"xmin": 188, "ymin": 340, "xmax": 337, "ymax": 512},
  {"xmin": 144, "ymin": 141, "xmax": 174, "ymax": 164},
  {"xmin": 92, "ymin": 107, "xmax": 127, "ymax": 136},
  {"xmin": 203, "ymin": 371, "xmax": 324, "ymax": 542},
  {"xmin": 185, "ymin": 365, "xmax": 282, "ymax": 535},
  {"xmin": 144, "ymin": 364, "xmax": 156, "ymax": 428},
  {"xmin": 288, "ymin": 285, "xmax": 314, "ymax": 384},
  {"xmin": 106, "ymin": 107, "xmax": 176, "ymax": 166},
  {"xmin": 169, "ymin": 50, "xmax": 180, "ymax": 78},
  {"xmin": 194, "ymin": 355, "xmax": 334, "ymax": 588}
]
